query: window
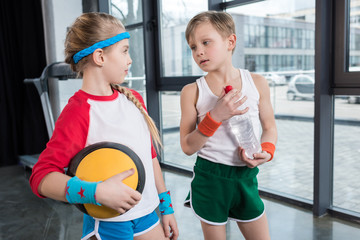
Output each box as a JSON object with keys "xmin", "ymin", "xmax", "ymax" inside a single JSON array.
[
  {"xmin": 160, "ymin": 0, "xmax": 208, "ymax": 77},
  {"xmin": 111, "ymin": 0, "xmax": 146, "ymax": 100},
  {"xmin": 227, "ymin": 0, "xmax": 316, "ymax": 202},
  {"xmin": 111, "ymin": 0, "xmax": 142, "ymax": 25},
  {"xmin": 349, "ymin": 0, "xmax": 360, "ymax": 70},
  {"xmin": 334, "ymin": 0, "xmax": 360, "ymax": 89},
  {"xmin": 333, "ymin": 98, "xmax": 360, "ymax": 213},
  {"xmin": 96, "ymin": 0, "xmax": 360, "ymax": 222},
  {"xmin": 159, "ymin": 0, "xmax": 208, "ymax": 168},
  {"xmin": 99, "ymin": 0, "xmax": 360, "ymax": 222},
  {"xmin": 332, "ymin": 0, "xmax": 360, "ymax": 216}
]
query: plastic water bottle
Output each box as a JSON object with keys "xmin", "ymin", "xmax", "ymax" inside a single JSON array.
[
  {"xmin": 224, "ymin": 85, "xmax": 261, "ymax": 159},
  {"xmin": 228, "ymin": 114, "xmax": 261, "ymax": 159}
]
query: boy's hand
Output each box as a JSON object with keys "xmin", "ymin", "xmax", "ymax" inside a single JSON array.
[
  {"xmin": 238, "ymin": 147, "xmax": 271, "ymax": 168},
  {"xmin": 162, "ymin": 214, "xmax": 179, "ymax": 240},
  {"xmin": 210, "ymin": 88, "xmax": 248, "ymax": 122},
  {"xmin": 95, "ymin": 169, "xmax": 142, "ymax": 214}
]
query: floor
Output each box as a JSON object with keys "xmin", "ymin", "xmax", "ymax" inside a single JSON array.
[
  {"xmin": 1, "ymin": 165, "xmax": 360, "ymax": 240},
  {"xmin": 162, "ymin": 119, "xmax": 360, "ymax": 213}
]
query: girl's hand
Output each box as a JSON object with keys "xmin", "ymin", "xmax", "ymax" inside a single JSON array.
[
  {"xmin": 209, "ymin": 89, "xmax": 248, "ymax": 122},
  {"xmin": 95, "ymin": 169, "xmax": 142, "ymax": 214},
  {"xmin": 238, "ymin": 147, "xmax": 271, "ymax": 168},
  {"xmin": 162, "ymin": 214, "xmax": 179, "ymax": 240}
]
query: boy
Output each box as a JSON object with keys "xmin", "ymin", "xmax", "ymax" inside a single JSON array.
[{"xmin": 180, "ymin": 11, "xmax": 277, "ymax": 240}]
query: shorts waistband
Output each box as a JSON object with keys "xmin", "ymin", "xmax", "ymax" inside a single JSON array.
[{"xmin": 195, "ymin": 156, "xmax": 259, "ymax": 179}]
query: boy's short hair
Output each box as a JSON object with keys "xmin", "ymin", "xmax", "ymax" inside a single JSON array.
[{"xmin": 185, "ymin": 11, "xmax": 236, "ymax": 43}]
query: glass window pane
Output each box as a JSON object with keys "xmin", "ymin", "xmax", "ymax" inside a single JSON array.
[
  {"xmin": 111, "ymin": 0, "xmax": 143, "ymax": 25},
  {"xmin": 160, "ymin": 0, "xmax": 208, "ymax": 77},
  {"xmin": 334, "ymin": 95, "xmax": 360, "ymax": 214},
  {"xmin": 110, "ymin": 1, "xmax": 146, "ymax": 100},
  {"xmin": 349, "ymin": 0, "xmax": 360, "ymax": 71},
  {"xmin": 59, "ymin": 79, "xmax": 82, "ymax": 111},
  {"xmin": 161, "ymin": 91, "xmax": 196, "ymax": 169},
  {"xmin": 126, "ymin": 28, "xmax": 146, "ymax": 100},
  {"xmin": 227, "ymin": 0, "xmax": 315, "ymax": 201}
]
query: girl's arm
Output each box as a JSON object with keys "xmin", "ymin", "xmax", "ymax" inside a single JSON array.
[
  {"xmin": 38, "ymin": 170, "xmax": 142, "ymax": 214},
  {"xmin": 38, "ymin": 172, "xmax": 70, "ymax": 201},
  {"xmin": 152, "ymin": 157, "xmax": 167, "ymax": 194},
  {"xmin": 179, "ymin": 83, "xmax": 247, "ymax": 155},
  {"xmin": 152, "ymin": 157, "xmax": 179, "ymax": 240}
]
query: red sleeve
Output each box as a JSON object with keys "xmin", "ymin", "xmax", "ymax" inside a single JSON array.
[
  {"xmin": 129, "ymin": 89, "xmax": 157, "ymax": 159},
  {"xmin": 29, "ymin": 96, "xmax": 90, "ymax": 198}
]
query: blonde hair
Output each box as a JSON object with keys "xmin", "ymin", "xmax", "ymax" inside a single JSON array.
[
  {"xmin": 112, "ymin": 84, "xmax": 162, "ymax": 152},
  {"xmin": 185, "ymin": 11, "xmax": 236, "ymax": 52},
  {"xmin": 65, "ymin": 12, "xmax": 162, "ymax": 152},
  {"xmin": 65, "ymin": 12, "xmax": 125, "ymax": 76}
]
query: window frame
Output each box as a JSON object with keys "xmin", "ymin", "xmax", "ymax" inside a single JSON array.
[{"xmin": 334, "ymin": 0, "xmax": 360, "ymax": 94}]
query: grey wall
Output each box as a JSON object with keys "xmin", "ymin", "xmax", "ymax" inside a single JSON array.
[{"xmin": 41, "ymin": 0, "xmax": 82, "ymax": 119}]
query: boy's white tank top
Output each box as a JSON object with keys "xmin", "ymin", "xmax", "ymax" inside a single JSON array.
[{"xmin": 196, "ymin": 69, "xmax": 261, "ymax": 166}]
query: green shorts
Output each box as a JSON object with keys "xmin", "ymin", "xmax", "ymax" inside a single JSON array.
[{"xmin": 184, "ymin": 156, "xmax": 265, "ymax": 225}]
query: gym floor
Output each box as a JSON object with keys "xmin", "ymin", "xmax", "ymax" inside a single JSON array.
[{"xmin": 1, "ymin": 165, "xmax": 360, "ymax": 240}]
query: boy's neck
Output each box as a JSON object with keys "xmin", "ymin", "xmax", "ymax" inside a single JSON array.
[{"xmin": 206, "ymin": 65, "xmax": 239, "ymax": 84}]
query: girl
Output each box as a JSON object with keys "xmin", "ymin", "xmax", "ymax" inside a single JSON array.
[
  {"xmin": 180, "ymin": 11, "xmax": 277, "ymax": 240},
  {"xmin": 29, "ymin": 12, "xmax": 178, "ymax": 240}
]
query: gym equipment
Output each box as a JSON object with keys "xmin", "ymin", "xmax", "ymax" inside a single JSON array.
[{"xmin": 19, "ymin": 62, "xmax": 77, "ymax": 168}]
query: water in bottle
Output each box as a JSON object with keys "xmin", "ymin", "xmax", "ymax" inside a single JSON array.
[
  {"xmin": 228, "ymin": 112, "xmax": 261, "ymax": 159},
  {"xmin": 224, "ymin": 85, "xmax": 261, "ymax": 159}
]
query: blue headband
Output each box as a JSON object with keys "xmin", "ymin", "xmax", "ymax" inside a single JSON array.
[{"xmin": 73, "ymin": 32, "xmax": 130, "ymax": 64}]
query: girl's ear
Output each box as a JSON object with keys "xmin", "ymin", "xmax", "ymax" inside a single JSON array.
[
  {"xmin": 228, "ymin": 33, "xmax": 237, "ymax": 51},
  {"xmin": 92, "ymin": 48, "xmax": 105, "ymax": 67}
]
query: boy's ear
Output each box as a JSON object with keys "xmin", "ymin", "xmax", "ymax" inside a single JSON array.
[
  {"xmin": 92, "ymin": 48, "xmax": 105, "ymax": 67},
  {"xmin": 228, "ymin": 34, "xmax": 237, "ymax": 51}
]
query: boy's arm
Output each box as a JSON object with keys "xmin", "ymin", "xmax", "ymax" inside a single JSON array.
[
  {"xmin": 252, "ymin": 73, "xmax": 278, "ymax": 145},
  {"xmin": 180, "ymin": 82, "xmax": 248, "ymax": 155},
  {"xmin": 238, "ymin": 73, "xmax": 277, "ymax": 168},
  {"xmin": 179, "ymin": 83, "xmax": 210, "ymax": 155}
]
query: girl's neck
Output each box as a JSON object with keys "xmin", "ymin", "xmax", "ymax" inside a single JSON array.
[
  {"xmin": 81, "ymin": 84, "xmax": 113, "ymax": 96},
  {"xmin": 81, "ymin": 71, "xmax": 113, "ymax": 96}
]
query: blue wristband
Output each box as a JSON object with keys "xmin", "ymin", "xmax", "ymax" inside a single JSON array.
[
  {"xmin": 158, "ymin": 191, "xmax": 174, "ymax": 215},
  {"xmin": 65, "ymin": 176, "xmax": 101, "ymax": 205}
]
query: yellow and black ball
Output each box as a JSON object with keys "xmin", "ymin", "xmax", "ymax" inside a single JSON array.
[{"xmin": 66, "ymin": 142, "xmax": 145, "ymax": 219}]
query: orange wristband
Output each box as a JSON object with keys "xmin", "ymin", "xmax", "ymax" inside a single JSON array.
[
  {"xmin": 198, "ymin": 112, "xmax": 222, "ymax": 137},
  {"xmin": 261, "ymin": 142, "xmax": 275, "ymax": 161}
]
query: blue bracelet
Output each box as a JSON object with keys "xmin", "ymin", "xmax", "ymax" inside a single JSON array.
[
  {"xmin": 158, "ymin": 191, "xmax": 174, "ymax": 215},
  {"xmin": 65, "ymin": 176, "xmax": 101, "ymax": 205}
]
